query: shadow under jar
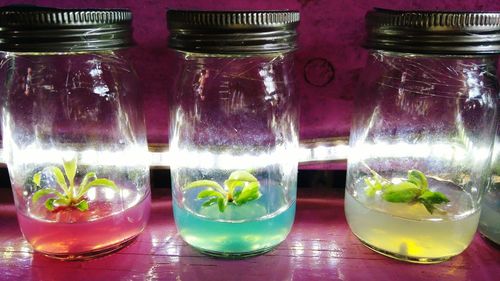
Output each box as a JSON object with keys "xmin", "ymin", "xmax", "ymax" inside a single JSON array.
[
  {"xmin": 167, "ymin": 10, "xmax": 300, "ymax": 258},
  {"xmin": 345, "ymin": 9, "xmax": 500, "ymax": 263},
  {"xmin": 0, "ymin": 7, "xmax": 151, "ymax": 260}
]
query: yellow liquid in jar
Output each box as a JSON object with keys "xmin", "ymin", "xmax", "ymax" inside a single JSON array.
[{"xmin": 345, "ymin": 179, "xmax": 480, "ymax": 263}]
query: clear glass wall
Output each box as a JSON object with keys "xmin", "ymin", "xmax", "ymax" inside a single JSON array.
[
  {"xmin": 169, "ymin": 53, "xmax": 299, "ymax": 257},
  {"xmin": 0, "ymin": 52, "xmax": 151, "ymax": 259}
]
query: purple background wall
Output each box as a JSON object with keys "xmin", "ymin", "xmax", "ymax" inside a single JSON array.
[{"xmin": 1, "ymin": 0, "xmax": 500, "ymax": 144}]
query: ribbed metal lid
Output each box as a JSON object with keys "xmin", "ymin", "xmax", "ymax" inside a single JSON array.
[
  {"xmin": 167, "ymin": 10, "xmax": 300, "ymax": 54},
  {"xmin": 366, "ymin": 8, "xmax": 500, "ymax": 55},
  {"xmin": 0, "ymin": 6, "xmax": 133, "ymax": 52}
]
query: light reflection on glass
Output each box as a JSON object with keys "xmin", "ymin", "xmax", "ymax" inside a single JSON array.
[
  {"xmin": 3, "ymin": 144, "xmax": 149, "ymax": 167},
  {"xmin": 1, "ymin": 139, "xmax": 491, "ymax": 168}
]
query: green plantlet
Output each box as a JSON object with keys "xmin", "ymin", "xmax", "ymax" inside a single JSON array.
[
  {"xmin": 32, "ymin": 158, "xmax": 118, "ymax": 212},
  {"xmin": 364, "ymin": 172, "xmax": 388, "ymax": 197},
  {"xmin": 364, "ymin": 168, "xmax": 450, "ymax": 214},
  {"xmin": 382, "ymin": 182, "xmax": 421, "ymax": 203},
  {"xmin": 407, "ymin": 169, "xmax": 429, "ymax": 191},
  {"xmin": 184, "ymin": 170, "xmax": 261, "ymax": 213},
  {"xmin": 418, "ymin": 190, "xmax": 450, "ymax": 214}
]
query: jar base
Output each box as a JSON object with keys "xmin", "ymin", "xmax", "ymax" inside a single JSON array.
[
  {"xmin": 479, "ymin": 233, "xmax": 500, "ymax": 248},
  {"xmin": 356, "ymin": 236, "xmax": 452, "ymax": 264},
  {"xmin": 35, "ymin": 234, "xmax": 139, "ymax": 261},
  {"xmin": 192, "ymin": 244, "xmax": 279, "ymax": 259}
]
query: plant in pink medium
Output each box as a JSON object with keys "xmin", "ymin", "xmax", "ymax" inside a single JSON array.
[{"xmin": 32, "ymin": 158, "xmax": 118, "ymax": 212}]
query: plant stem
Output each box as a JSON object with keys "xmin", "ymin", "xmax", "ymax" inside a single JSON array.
[
  {"xmin": 361, "ymin": 162, "xmax": 391, "ymax": 184},
  {"xmin": 185, "ymin": 180, "xmax": 227, "ymax": 195},
  {"xmin": 68, "ymin": 182, "xmax": 74, "ymax": 202}
]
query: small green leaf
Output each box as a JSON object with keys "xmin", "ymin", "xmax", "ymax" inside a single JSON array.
[
  {"xmin": 32, "ymin": 188, "xmax": 61, "ymax": 203},
  {"xmin": 224, "ymin": 179, "xmax": 245, "ymax": 190},
  {"xmin": 45, "ymin": 198, "xmax": 56, "ymax": 211},
  {"xmin": 227, "ymin": 170, "xmax": 258, "ymax": 183},
  {"xmin": 202, "ymin": 198, "xmax": 218, "ymax": 207},
  {"xmin": 236, "ymin": 193, "xmax": 260, "ymax": 205},
  {"xmin": 80, "ymin": 172, "xmax": 96, "ymax": 188},
  {"xmin": 56, "ymin": 197, "xmax": 70, "ymax": 205},
  {"xmin": 225, "ymin": 170, "xmax": 259, "ymax": 196},
  {"xmin": 75, "ymin": 200, "xmax": 89, "ymax": 212},
  {"xmin": 364, "ymin": 177, "xmax": 384, "ymax": 197},
  {"xmin": 420, "ymin": 200, "xmax": 436, "ymax": 214},
  {"xmin": 33, "ymin": 172, "xmax": 41, "ymax": 187},
  {"xmin": 87, "ymin": 178, "xmax": 118, "ymax": 191},
  {"xmin": 197, "ymin": 189, "xmax": 224, "ymax": 199},
  {"xmin": 185, "ymin": 180, "xmax": 226, "ymax": 194},
  {"xmin": 77, "ymin": 178, "xmax": 118, "ymax": 199},
  {"xmin": 217, "ymin": 197, "xmax": 226, "ymax": 212},
  {"xmin": 418, "ymin": 190, "xmax": 450, "ymax": 213},
  {"xmin": 63, "ymin": 158, "xmax": 77, "ymax": 186},
  {"xmin": 234, "ymin": 182, "xmax": 261, "ymax": 205},
  {"xmin": 407, "ymin": 170, "xmax": 428, "ymax": 191},
  {"xmin": 382, "ymin": 182, "xmax": 421, "ymax": 203},
  {"xmin": 76, "ymin": 172, "xmax": 97, "ymax": 198},
  {"xmin": 233, "ymin": 189, "xmax": 242, "ymax": 200},
  {"xmin": 419, "ymin": 190, "xmax": 450, "ymax": 204},
  {"xmin": 49, "ymin": 166, "xmax": 69, "ymax": 194}
]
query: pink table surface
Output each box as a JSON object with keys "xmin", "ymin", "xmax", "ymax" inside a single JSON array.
[{"xmin": 0, "ymin": 188, "xmax": 499, "ymax": 281}]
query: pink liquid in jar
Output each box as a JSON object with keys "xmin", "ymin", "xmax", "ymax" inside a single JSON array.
[{"xmin": 17, "ymin": 188, "xmax": 151, "ymax": 256}]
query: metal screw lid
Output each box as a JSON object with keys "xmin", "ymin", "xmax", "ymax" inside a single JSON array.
[
  {"xmin": 365, "ymin": 8, "xmax": 500, "ymax": 55},
  {"xmin": 167, "ymin": 10, "xmax": 300, "ymax": 54},
  {"xmin": 0, "ymin": 6, "xmax": 133, "ymax": 52}
]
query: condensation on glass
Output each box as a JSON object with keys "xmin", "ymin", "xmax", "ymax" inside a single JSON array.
[
  {"xmin": 479, "ymin": 121, "xmax": 500, "ymax": 245},
  {"xmin": 167, "ymin": 10, "xmax": 300, "ymax": 258},
  {"xmin": 345, "ymin": 9, "xmax": 500, "ymax": 263},
  {"xmin": 0, "ymin": 7, "xmax": 150, "ymax": 260}
]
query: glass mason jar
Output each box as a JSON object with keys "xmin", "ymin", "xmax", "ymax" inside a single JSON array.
[
  {"xmin": 167, "ymin": 10, "xmax": 300, "ymax": 258},
  {"xmin": 345, "ymin": 9, "xmax": 500, "ymax": 263},
  {"xmin": 479, "ymin": 122, "xmax": 500, "ymax": 244},
  {"xmin": 0, "ymin": 7, "xmax": 151, "ymax": 260}
]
